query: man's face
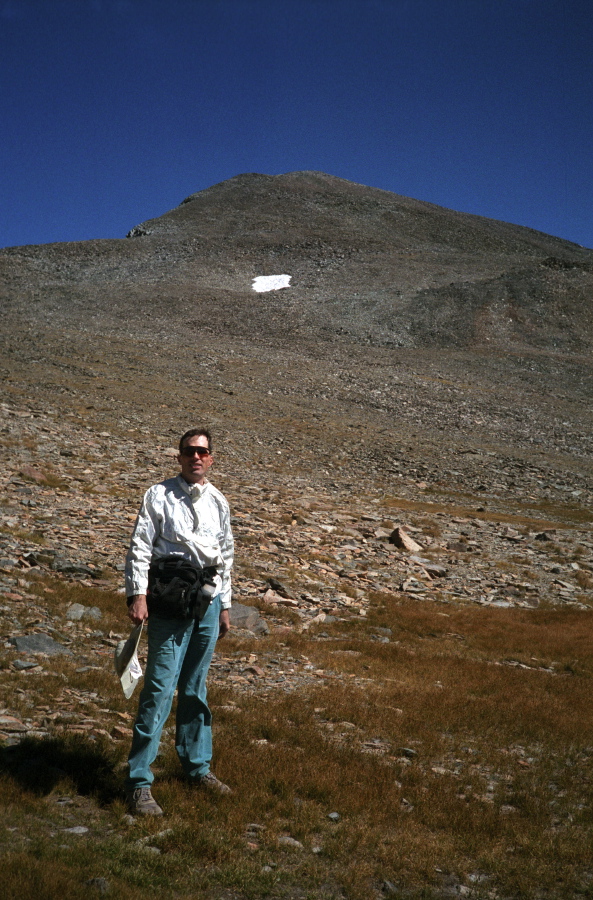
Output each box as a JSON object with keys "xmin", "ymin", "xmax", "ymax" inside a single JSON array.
[{"xmin": 177, "ymin": 435, "xmax": 213, "ymax": 484}]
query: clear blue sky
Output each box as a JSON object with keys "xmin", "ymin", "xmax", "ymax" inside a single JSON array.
[{"xmin": 1, "ymin": 0, "xmax": 591, "ymax": 249}]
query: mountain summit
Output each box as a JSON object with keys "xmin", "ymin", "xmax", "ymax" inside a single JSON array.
[{"xmin": 2, "ymin": 171, "xmax": 592, "ymax": 351}]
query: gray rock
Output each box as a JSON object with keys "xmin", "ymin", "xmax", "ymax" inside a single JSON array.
[
  {"xmin": 52, "ymin": 557, "xmax": 94, "ymax": 576},
  {"xmin": 389, "ymin": 527, "xmax": 422, "ymax": 552},
  {"xmin": 127, "ymin": 224, "xmax": 153, "ymax": 237},
  {"xmin": 85, "ymin": 878, "xmax": 110, "ymax": 895},
  {"xmin": 12, "ymin": 659, "xmax": 40, "ymax": 670},
  {"xmin": 266, "ymin": 577, "xmax": 294, "ymax": 598},
  {"xmin": 67, "ymin": 603, "xmax": 102, "ymax": 621},
  {"xmin": 230, "ymin": 602, "xmax": 260, "ymax": 630},
  {"xmin": 328, "ymin": 811, "xmax": 340, "ymax": 822},
  {"xmin": 397, "ymin": 747, "xmax": 418, "ymax": 758},
  {"xmin": 66, "ymin": 603, "xmax": 86, "ymax": 621},
  {"xmin": 277, "ymin": 835, "xmax": 304, "ymax": 850},
  {"xmin": 410, "ymin": 556, "xmax": 448, "ymax": 576},
  {"xmin": 137, "ymin": 828, "xmax": 173, "ymax": 843},
  {"xmin": 0, "ymin": 714, "xmax": 28, "ymax": 732},
  {"xmin": 401, "ymin": 579, "xmax": 427, "ymax": 593},
  {"xmin": 9, "ymin": 633, "xmax": 72, "ymax": 656},
  {"xmin": 63, "ymin": 825, "xmax": 89, "ymax": 834},
  {"xmin": 23, "ymin": 550, "xmax": 56, "ymax": 566},
  {"xmin": 254, "ymin": 618, "xmax": 270, "ymax": 635}
]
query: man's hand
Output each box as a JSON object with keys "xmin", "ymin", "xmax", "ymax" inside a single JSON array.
[
  {"xmin": 218, "ymin": 608, "xmax": 230, "ymax": 640},
  {"xmin": 128, "ymin": 594, "xmax": 148, "ymax": 625}
]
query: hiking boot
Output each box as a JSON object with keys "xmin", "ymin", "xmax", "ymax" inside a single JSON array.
[
  {"xmin": 126, "ymin": 786, "xmax": 164, "ymax": 816},
  {"xmin": 194, "ymin": 772, "xmax": 232, "ymax": 794}
]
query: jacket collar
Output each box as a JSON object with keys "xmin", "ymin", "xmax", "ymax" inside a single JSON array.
[{"xmin": 177, "ymin": 475, "xmax": 209, "ymax": 498}]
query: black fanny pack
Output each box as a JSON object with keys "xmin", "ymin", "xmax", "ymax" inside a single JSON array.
[{"xmin": 147, "ymin": 555, "xmax": 218, "ymax": 620}]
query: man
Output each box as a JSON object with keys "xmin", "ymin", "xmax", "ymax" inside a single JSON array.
[{"xmin": 124, "ymin": 427, "xmax": 234, "ymax": 816}]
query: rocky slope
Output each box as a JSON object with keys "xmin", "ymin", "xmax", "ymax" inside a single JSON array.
[
  {"xmin": 2, "ymin": 171, "xmax": 592, "ymax": 354},
  {"xmin": 0, "ymin": 173, "xmax": 592, "ymax": 900},
  {"xmin": 0, "ymin": 170, "xmax": 591, "ymax": 613}
]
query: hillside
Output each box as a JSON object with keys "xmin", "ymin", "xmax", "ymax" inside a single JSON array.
[
  {"xmin": 2, "ymin": 171, "xmax": 592, "ymax": 353},
  {"xmin": 1, "ymin": 173, "xmax": 593, "ymax": 898}
]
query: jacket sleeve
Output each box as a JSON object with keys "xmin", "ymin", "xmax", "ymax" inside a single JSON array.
[
  {"xmin": 125, "ymin": 488, "xmax": 160, "ymax": 597},
  {"xmin": 218, "ymin": 498, "xmax": 234, "ymax": 609}
]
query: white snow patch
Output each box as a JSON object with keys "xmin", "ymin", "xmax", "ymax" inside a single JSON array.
[{"xmin": 252, "ymin": 274, "xmax": 292, "ymax": 293}]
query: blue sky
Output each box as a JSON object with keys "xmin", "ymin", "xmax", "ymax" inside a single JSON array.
[{"xmin": 1, "ymin": 0, "xmax": 591, "ymax": 249}]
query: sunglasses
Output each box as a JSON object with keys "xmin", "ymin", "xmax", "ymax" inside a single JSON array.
[{"xmin": 180, "ymin": 446, "xmax": 211, "ymax": 457}]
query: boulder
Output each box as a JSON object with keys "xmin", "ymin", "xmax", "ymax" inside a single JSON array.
[
  {"xmin": 52, "ymin": 557, "xmax": 95, "ymax": 576},
  {"xmin": 66, "ymin": 603, "xmax": 102, "ymax": 621},
  {"xmin": 9, "ymin": 633, "xmax": 72, "ymax": 656},
  {"xmin": 389, "ymin": 527, "xmax": 422, "ymax": 553},
  {"xmin": 230, "ymin": 602, "xmax": 261, "ymax": 631}
]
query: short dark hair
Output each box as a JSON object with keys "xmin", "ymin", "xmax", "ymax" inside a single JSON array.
[{"xmin": 178, "ymin": 427, "xmax": 212, "ymax": 454}]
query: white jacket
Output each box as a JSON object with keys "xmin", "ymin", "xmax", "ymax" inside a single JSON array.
[{"xmin": 125, "ymin": 475, "xmax": 234, "ymax": 608}]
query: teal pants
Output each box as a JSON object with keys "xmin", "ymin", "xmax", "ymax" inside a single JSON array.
[{"xmin": 126, "ymin": 595, "xmax": 221, "ymax": 788}]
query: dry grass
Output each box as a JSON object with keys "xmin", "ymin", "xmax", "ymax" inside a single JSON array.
[
  {"xmin": 575, "ymin": 570, "xmax": 593, "ymax": 590},
  {"xmin": 1, "ymin": 578, "xmax": 592, "ymax": 899},
  {"xmin": 379, "ymin": 494, "xmax": 592, "ymax": 530},
  {"xmin": 0, "ymin": 525, "xmax": 48, "ymax": 544}
]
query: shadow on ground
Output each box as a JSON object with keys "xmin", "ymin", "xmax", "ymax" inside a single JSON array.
[{"xmin": 0, "ymin": 734, "xmax": 122, "ymax": 804}]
